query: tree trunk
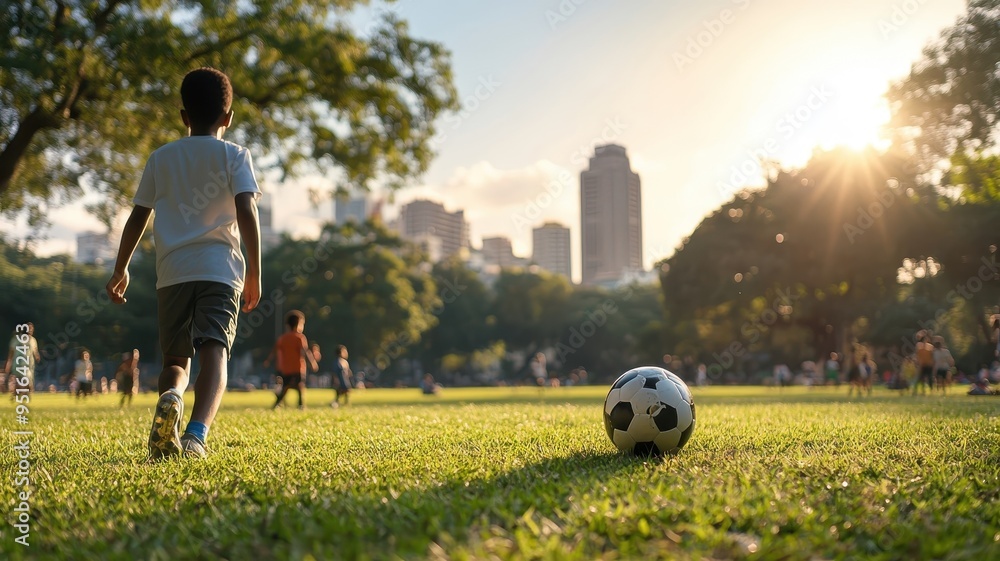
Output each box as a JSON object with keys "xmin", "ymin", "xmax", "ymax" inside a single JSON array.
[{"xmin": 0, "ymin": 108, "xmax": 60, "ymax": 199}]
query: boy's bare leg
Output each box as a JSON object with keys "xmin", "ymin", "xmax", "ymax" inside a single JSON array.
[
  {"xmin": 149, "ymin": 357, "xmax": 190, "ymax": 460},
  {"xmin": 190, "ymin": 340, "xmax": 227, "ymax": 427},
  {"xmin": 158, "ymin": 357, "xmax": 191, "ymax": 394}
]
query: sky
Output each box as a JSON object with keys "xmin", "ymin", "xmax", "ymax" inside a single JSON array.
[{"xmin": 9, "ymin": 0, "xmax": 969, "ymax": 282}]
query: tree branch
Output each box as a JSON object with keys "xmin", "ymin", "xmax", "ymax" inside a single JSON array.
[
  {"xmin": 0, "ymin": 108, "xmax": 61, "ymax": 198},
  {"xmin": 185, "ymin": 29, "xmax": 257, "ymax": 63}
]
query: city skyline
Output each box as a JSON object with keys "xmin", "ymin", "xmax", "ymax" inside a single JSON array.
[{"xmin": 2, "ymin": 1, "xmax": 968, "ymax": 285}]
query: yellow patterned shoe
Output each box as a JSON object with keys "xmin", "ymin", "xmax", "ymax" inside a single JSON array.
[
  {"xmin": 180, "ymin": 434, "xmax": 208, "ymax": 459},
  {"xmin": 147, "ymin": 390, "xmax": 184, "ymax": 461}
]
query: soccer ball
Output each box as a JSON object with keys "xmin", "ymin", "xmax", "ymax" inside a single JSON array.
[{"xmin": 603, "ymin": 367, "xmax": 696, "ymax": 456}]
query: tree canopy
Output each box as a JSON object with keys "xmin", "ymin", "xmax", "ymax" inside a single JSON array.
[
  {"xmin": 0, "ymin": 0, "xmax": 458, "ymax": 225},
  {"xmin": 888, "ymin": 0, "xmax": 1000, "ymax": 168}
]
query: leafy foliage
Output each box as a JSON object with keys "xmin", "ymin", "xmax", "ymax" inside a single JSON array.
[
  {"xmin": 660, "ymin": 147, "xmax": 1000, "ymax": 376},
  {"xmin": 888, "ymin": 0, "xmax": 1000, "ymax": 166},
  {"xmin": 0, "ymin": 0, "xmax": 458, "ymax": 224}
]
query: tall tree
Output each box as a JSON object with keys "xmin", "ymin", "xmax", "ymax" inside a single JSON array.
[
  {"xmin": 0, "ymin": 0, "xmax": 457, "ymax": 224},
  {"xmin": 414, "ymin": 258, "xmax": 493, "ymax": 369},
  {"xmin": 491, "ymin": 269, "xmax": 572, "ymax": 374},
  {"xmin": 659, "ymin": 148, "xmax": 926, "ymax": 369},
  {"xmin": 887, "ymin": 0, "xmax": 1000, "ymax": 168}
]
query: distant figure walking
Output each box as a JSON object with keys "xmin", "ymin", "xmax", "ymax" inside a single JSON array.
[
  {"xmin": 824, "ymin": 353, "xmax": 840, "ymax": 386},
  {"xmin": 421, "ymin": 373, "xmax": 441, "ymax": 395},
  {"xmin": 5, "ymin": 323, "xmax": 40, "ymax": 398},
  {"xmin": 117, "ymin": 349, "xmax": 140, "ymax": 407},
  {"xmin": 932, "ymin": 337, "xmax": 955, "ymax": 396},
  {"xmin": 265, "ymin": 310, "xmax": 319, "ymax": 410},
  {"xmin": 773, "ymin": 363, "xmax": 791, "ymax": 389},
  {"xmin": 530, "ymin": 352, "xmax": 548, "ymax": 386},
  {"xmin": 696, "ymin": 364, "xmax": 708, "ymax": 387},
  {"xmin": 848, "ymin": 352, "xmax": 875, "ymax": 398},
  {"xmin": 75, "ymin": 348, "xmax": 94, "ymax": 399},
  {"xmin": 330, "ymin": 345, "xmax": 353, "ymax": 408},
  {"xmin": 914, "ymin": 334, "xmax": 935, "ymax": 395}
]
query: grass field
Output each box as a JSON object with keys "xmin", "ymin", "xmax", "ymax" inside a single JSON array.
[{"xmin": 2, "ymin": 386, "xmax": 999, "ymax": 560}]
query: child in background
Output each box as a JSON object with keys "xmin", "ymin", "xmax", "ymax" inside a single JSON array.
[
  {"xmin": 330, "ymin": 345, "xmax": 353, "ymax": 408},
  {"xmin": 265, "ymin": 310, "xmax": 319, "ymax": 410},
  {"xmin": 75, "ymin": 349, "xmax": 94, "ymax": 399},
  {"xmin": 117, "ymin": 349, "xmax": 140, "ymax": 407}
]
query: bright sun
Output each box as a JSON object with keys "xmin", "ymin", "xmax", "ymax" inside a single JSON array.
[
  {"xmin": 774, "ymin": 66, "xmax": 895, "ymax": 167},
  {"xmin": 815, "ymin": 98, "xmax": 892, "ymax": 152}
]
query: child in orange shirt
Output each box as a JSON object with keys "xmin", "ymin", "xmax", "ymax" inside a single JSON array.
[{"xmin": 264, "ymin": 310, "xmax": 318, "ymax": 409}]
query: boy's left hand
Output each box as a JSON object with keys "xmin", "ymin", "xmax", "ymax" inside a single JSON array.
[
  {"xmin": 243, "ymin": 274, "xmax": 261, "ymax": 312},
  {"xmin": 106, "ymin": 270, "xmax": 130, "ymax": 304}
]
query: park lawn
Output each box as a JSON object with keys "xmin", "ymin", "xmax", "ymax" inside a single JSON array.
[{"xmin": 1, "ymin": 386, "xmax": 999, "ymax": 560}]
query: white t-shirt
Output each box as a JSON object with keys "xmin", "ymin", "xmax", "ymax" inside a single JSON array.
[
  {"xmin": 75, "ymin": 359, "xmax": 92, "ymax": 382},
  {"xmin": 8, "ymin": 335, "xmax": 38, "ymax": 373},
  {"xmin": 933, "ymin": 348, "xmax": 953, "ymax": 371},
  {"xmin": 133, "ymin": 136, "xmax": 261, "ymax": 290}
]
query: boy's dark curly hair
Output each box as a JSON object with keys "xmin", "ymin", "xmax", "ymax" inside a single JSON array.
[{"xmin": 180, "ymin": 67, "xmax": 233, "ymax": 127}]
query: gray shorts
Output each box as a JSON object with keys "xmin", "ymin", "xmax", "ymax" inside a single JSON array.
[{"xmin": 157, "ymin": 281, "xmax": 240, "ymax": 358}]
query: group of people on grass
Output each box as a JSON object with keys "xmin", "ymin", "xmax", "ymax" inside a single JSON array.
[
  {"xmin": 2, "ymin": 323, "xmax": 141, "ymax": 406},
  {"xmin": 263, "ymin": 309, "xmax": 355, "ymax": 410},
  {"xmin": 774, "ymin": 327, "xmax": 999, "ymax": 396}
]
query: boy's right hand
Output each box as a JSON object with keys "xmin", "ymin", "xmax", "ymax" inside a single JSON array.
[{"xmin": 106, "ymin": 269, "xmax": 130, "ymax": 304}]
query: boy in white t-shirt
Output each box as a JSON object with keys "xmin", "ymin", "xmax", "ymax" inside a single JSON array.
[{"xmin": 106, "ymin": 67, "xmax": 262, "ymax": 460}]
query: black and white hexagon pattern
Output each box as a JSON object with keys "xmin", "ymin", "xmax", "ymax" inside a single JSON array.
[{"xmin": 603, "ymin": 367, "xmax": 695, "ymax": 456}]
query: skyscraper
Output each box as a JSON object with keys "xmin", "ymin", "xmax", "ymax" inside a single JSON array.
[
  {"xmin": 334, "ymin": 192, "xmax": 370, "ymax": 224},
  {"xmin": 580, "ymin": 144, "xmax": 642, "ymax": 285},
  {"xmin": 76, "ymin": 231, "xmax": 116, "ymax": 266},
  {"xmin": 532, "ymin": 222, "xmax": 571, "ymax": 280},
  {"xmin": 398, "ymin": 199, "xmax": 469, "ymax": 260},
  {"xmin": 258, "ymin": 192, "xmax": 281, "ymax": 252},
  {"xmin": 482, "ymin": 236, "xmax": 516, "ymax": 268}
]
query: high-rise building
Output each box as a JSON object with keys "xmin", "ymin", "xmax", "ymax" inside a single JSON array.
[
  {"xmin": 580, "ymin": 144, "xmax": 642, "ymax": 285},
  {"xmin": 532, "ymin": 222, "xmax": 571, "ymax": 280},
  {"xmin": 76, "ymin": 231, "xmax": 116, "ymax": 266},
  {"xmin": 258, "ymin": 192, "xmax": 281, "ymax": 252},
  {"xmin": 398, "ymin": 199, "xmax": 469, "ymax": 260},
  {"xmin": 482, "ymin": 236, "xmax": 516, "ymax": 269},
  {"xmin": 334, "ymin": 192, "xmax": 371, "ymax": 224}
]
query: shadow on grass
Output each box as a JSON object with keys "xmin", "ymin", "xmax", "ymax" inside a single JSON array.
[{"xmin": 50, "ymin": 449, "xmax": 654, "ymax": 560}]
